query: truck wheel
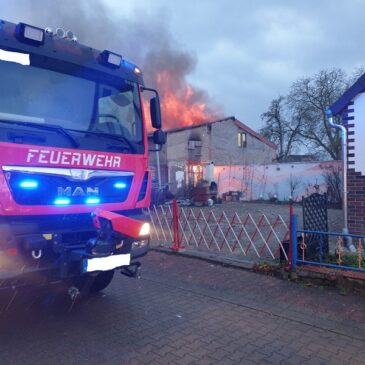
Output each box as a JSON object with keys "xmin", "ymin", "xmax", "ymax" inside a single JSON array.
[{"xmin": 89, "ymin": 270, "xmax": 115, "ymax": 293}]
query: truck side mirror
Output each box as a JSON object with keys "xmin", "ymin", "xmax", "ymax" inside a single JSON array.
[
  {"xmin": 150, "ymin": 96, "xmax": 162, "ymax": 129},
  {"xmin": 153, "ymin": 130, "xmax": 166, "ymax": 145}
]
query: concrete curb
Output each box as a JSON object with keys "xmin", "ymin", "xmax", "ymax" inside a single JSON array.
[{"xmin": 150, "ymin": 246, "xmax": 255, "ymax": 270}]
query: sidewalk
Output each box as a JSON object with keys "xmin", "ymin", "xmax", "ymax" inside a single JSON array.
[{"xmin": 145, "ymin": 251, "xmax": 365, "ymax": 343}]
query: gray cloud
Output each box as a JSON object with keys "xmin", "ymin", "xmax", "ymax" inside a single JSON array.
[{"xmin": 1, "ymin": 0, "xmax": 365, "ymax": 130}]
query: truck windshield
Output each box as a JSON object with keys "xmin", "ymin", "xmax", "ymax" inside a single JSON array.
[{"xmin": 0, "ymin": 57, "xmax": 143, "ymax": 153}]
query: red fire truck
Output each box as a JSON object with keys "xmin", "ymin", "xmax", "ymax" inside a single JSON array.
[{"xmin": 0, "ymin": 20, "xmax": 166, "ymax": 295}]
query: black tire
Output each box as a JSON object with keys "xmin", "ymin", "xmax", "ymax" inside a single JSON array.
[{"xmin": 89, "ymin": 270, "xmax": 115, "ymax": 293}]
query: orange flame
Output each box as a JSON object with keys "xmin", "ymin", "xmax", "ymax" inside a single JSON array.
[{"xmin": 144, "ymin": 71, "xmax": 222, "ymax": 131}]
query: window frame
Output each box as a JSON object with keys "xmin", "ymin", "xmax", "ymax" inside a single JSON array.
[{"xmin": 237, "ymin": 132, "xmax": 247, "ymax": 148}]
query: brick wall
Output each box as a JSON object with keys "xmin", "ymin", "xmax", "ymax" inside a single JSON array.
[
  {"xmin": 343, "ymin": 96, "xmax": 365, "ymax": 234},
  {"xmin": 347, "ymin": 170, "xmax": 365, "ymax": 234}
]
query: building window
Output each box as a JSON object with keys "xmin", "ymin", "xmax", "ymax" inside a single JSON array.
[{"xmin": 238, "ymin": 132, "xmax": 247, "ymax": 148}]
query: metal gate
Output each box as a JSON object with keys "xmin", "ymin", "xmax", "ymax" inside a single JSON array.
[{"xmin": 148, "ymin": 203, "xmax": 290, "ymax": 264}]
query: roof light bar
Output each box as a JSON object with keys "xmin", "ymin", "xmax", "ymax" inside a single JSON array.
[
  {"xmin": 99, "ymin": 50, "xmax": 122, "ymax": 68},
  {"xmin": 66, "ymin": 30, "xmax": 74, "ymax": 40},
  {"xmin": 55, "ymin": 28, "xmax": 65, "ymax": 38},
  {"xmin": 15, "ymin": 22, "xmax": 45, "ymax": 46}
]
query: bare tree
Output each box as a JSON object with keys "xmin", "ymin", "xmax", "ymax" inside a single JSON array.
[
  {"xmin": 260, "ymin": 96, "xmax": 301, "ymax": 161},
  {"xmin": 288, "ymin": 173, "xmax": 302, "ymax": 201},
  {"xmin": 349, "ymin": 66, "xmax": 365, "ymax": 85},
  {"xmin": 321, "ymin": 164, "xmax": 342, "ymax": 206},
  {"xmin": 262, "ymin": 67, "xmax": 365, "ymax": 160},
  {"xmin": 287, "ymin": 69, "xmax": 348, "ymax": 160}
]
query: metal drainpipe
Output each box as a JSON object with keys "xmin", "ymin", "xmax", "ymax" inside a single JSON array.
[{"xmin": 325, "ymin": 108, "xmax": 356, "ymax": 252}]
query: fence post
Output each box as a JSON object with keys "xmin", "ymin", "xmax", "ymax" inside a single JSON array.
[
  {"xmin": 291, "ymin": 214, "xmax": 298, "ymax": 271},
  {"xmin": 171, "ymin": 199, "xmax": 182, "ymax": 251}
]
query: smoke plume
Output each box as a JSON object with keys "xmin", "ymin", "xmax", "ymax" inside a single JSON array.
[{"xmin": 1, "ymin": 0, "xmax": 223, "ymax": 130}]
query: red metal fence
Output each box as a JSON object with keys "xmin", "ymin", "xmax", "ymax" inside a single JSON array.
[{"xmin": 148, "ymin": 202, "xmax": 290, "ymax": 264}]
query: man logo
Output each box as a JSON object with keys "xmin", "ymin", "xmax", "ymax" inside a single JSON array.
[{"xmin": 57, "ymin": 186, "xmax": 99, "ymax": 197}]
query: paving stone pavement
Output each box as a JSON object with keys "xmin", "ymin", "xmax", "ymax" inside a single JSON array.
[{"xmin": 0, "ymin": 251, "xmax": 364, "ymax": 364}]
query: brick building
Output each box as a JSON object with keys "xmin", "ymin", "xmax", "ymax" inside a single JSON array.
[
  {"xmin": 331, "ymin": 76, "xmax": 365, "ymax": 234},
  {"xmin": 149, "ymin": 116, "xmax": 277, "ymax": 194}
]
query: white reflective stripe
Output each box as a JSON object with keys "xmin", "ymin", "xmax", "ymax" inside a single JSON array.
[
  {"xmin": 85, "ymin": 254, "xmax": 130, "ymax": 272},
  {"xmin": 0, "ymin": 49, "xmax": 30, "ymax": 65}
]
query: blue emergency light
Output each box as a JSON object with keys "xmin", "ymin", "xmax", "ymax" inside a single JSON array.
[
  {"xmin": 113, "ymin": 182, "xmax": 127, "ymax": 189},
  {"xmin": 85, "ymin": 197, "xmax": 100, "ymax": 205},
  {"xmin": 54, "ymin": 198, "xmax": 71, "ymax": 206},
  {"xmin": 19, "ymin": 179, "xmax": 38, "ymax": 189}
]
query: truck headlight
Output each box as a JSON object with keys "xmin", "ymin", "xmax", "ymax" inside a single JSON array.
[{"xmin": 138, "ymin": 222, "xmax": 150, "ymax": 237}]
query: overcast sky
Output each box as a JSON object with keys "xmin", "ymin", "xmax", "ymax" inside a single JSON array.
[{"xmin": 2, "ymin": 0, "xmax": 365, "ymax": 130}]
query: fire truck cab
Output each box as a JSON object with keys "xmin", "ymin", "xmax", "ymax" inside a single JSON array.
[{"xmin": 0, "ymin": 20, "xmax": 165, "ymax": 294}]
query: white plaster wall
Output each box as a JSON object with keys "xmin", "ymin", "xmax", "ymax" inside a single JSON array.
[
  {"xmin": 352, "ymin": 93, "xmax": 365, "ymax": 175},
  {"xmin": 213, "ymin": 161, "xmax": 340, "ymax": 201}
]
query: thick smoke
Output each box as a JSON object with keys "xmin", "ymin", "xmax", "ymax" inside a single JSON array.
[{"xmin": 1, "ymin": 0, "xmax": 223, "ymax": 129}]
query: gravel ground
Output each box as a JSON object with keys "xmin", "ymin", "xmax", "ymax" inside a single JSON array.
[{"xmin": 194, "ymin": 201, "xmax": 343, "ymax": 232}]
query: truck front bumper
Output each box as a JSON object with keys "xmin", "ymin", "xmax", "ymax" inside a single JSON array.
[
  {"xmin": 131, "ymin": 239, "xmax": 150, "ymax": 259},
  {"xmin": 0, "ymin": 209, "xmax": 151, "ymax": 283}
]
